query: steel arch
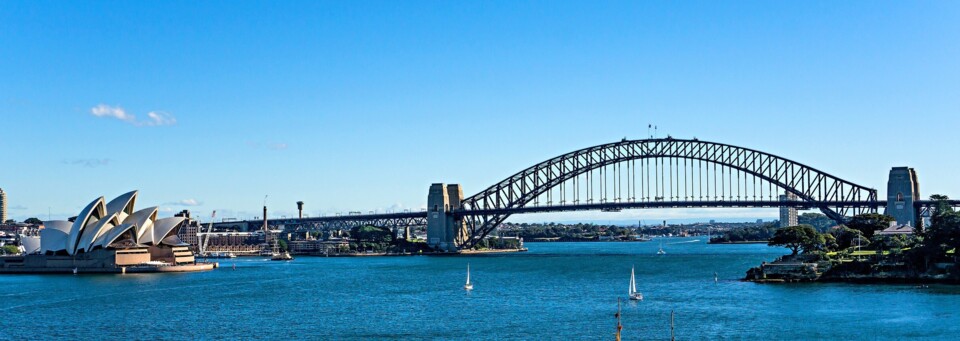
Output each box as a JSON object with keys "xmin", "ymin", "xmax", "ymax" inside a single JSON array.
[{"xmin": 458, "ymin": 138, "xmax": 878, "ymax": 249}]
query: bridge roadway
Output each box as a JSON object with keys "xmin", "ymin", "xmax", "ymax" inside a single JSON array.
[{"xmin": 256, "ymin": 200, "xmax": 960, "ymax": 229}]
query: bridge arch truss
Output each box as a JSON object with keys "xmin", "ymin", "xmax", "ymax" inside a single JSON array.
[{"xmin": 457, "ymin": 138, "xmax": 878, "ymax": 249}]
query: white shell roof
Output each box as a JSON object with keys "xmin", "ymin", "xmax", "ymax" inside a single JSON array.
[
  {"xmin": 67, "ymin": 197, "xmax": 105, "ymax": 255},
  {"xmin": 19, "ymin": 235, "xmax": 41, "ymax": 255},
  {"xmin": 38, "ymin": 191, "xmax": 186, "ymax": 255},
  {"xmin": 76, "ymin": 212, "xmax": 120, "ymax": 253},
  {"xmin": 39, "ymin": 221, "xmax": 72, "ymax": 254},
  {"xmin": 152, "ymin": 217, "xmax": 186, "ymax": 245},
  {"xmin": 92, "ymin": 223, "xmax": 137, "ymax": 250},
  {"xmin": 106, "ymin": 190, "xmax": 138, "ymax": 223},
  {"xmin": 126, "ymin": 207, "xmax": 159, "ymax": 244}
]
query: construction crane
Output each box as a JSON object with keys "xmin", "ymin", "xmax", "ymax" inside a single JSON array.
[{"xmin": 200, "ymin": 210, "xmax": 216, "ymax": 257}]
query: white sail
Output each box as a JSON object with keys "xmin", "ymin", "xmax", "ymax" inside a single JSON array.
[
  {"xmin": 629, "ymin": 267, "xmax": 637, "ymax": 295},
  {"xmin": 466, "ymin": 264, "xmax": 471, "ymax": 285}
]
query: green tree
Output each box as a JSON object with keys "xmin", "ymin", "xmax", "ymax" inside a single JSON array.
[
  {"xmin": 769, "ymin": 225, "xmax": 819, "ymax": 256},
  {"xmin": 846, "ymin": 213, "xmax": 894, "ymax": 239},
  {"xmin": 1, "ymin": 245, "xmax": 19, "ymax": 255},
  {"xmin": 350, "ymin": 225, "xmax": 394, "ymax": 251},
  {"xmin": 832, "ymin": 226, "xmax": 870, "ymax": 251},
  {"xmin": 23, "ymin": 217, "xmax": 42, "ymax": 225}
]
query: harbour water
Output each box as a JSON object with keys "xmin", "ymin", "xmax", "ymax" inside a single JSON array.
[{"xmin": 3, "ymin": 238, "xmax": 960, "ymax": 340}]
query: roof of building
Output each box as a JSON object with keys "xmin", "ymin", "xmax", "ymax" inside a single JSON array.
[
  {"xmin": 36, "ymin": 191, "xmax": 187, "ymax": 255},
  {"xmin": 875, "ymin": 224, "xmax": 915, "ymax": 236}
]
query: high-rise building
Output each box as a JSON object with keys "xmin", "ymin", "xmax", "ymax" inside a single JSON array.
[
  {"xmin": 0, "ymin": 188, "xmax": 7, "ymax": 223},
  {"xmin": 779, "ymin": 193, "xmax": 798, "ymax": 227}
]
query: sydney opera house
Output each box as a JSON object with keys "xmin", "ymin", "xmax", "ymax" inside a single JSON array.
[{"xmin": 0, "ymin": 190, "xmax": 214, "ymax": 273}]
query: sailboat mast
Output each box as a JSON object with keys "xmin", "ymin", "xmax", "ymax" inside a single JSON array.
[{"xmin": 466, "ymin": 263, "xmax": 471, "ymax": 284}]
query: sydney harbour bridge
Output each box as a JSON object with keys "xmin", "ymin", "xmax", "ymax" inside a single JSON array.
[{"xmin": 250, "ymin": 138, "xmax": 958, "ymax": 252}]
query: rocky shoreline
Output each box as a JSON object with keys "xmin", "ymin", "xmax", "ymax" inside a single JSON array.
[{"xmin": 744, "ymin": 258, "xmax": 960, "ymax": 284}]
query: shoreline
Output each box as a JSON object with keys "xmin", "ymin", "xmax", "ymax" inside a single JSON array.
[
  {"xmin": 709, "ymin": 241, "xmax": 768, "ymax": 244},
  {"xmin": 290, "ymin": 248, "xmax": 528, "ymax": 257}
]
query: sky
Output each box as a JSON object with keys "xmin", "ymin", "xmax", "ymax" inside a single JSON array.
[{"xmin": 1, "ymin": 1, "xmax": 958, "ymax": 224}]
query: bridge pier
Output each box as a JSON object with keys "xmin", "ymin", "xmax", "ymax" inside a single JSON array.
[
  {"xmin": 427, "ymin": 183, "xmax": 467, "ymax": 252},
  {"xmin": 884, "ymin": 167, "xmax": 920, "ymax": 227}
]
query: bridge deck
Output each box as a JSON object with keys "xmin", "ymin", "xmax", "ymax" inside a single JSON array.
[{"xmin": 253, "ymin": 200, "xmax": 960, "ymax": 227}]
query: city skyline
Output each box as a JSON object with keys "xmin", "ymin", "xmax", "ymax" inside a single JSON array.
[{"xmin": 2, "ymin": 1, "xmax": 959, "ymax": 223}]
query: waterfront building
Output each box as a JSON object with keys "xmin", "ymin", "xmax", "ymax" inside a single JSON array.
[
  {"xmin": 0, "ymin": 190, "xmax": 213, "ymax": 273},
  {"xmin": 288, "ymin": 239, "xmax": 349, "ymax": 255},
  {"xmin": 175, "ymin": 210, "xmax": 200, "ymax": 250},
  {"xmin": 199, "ymin": 232, "xmax": 263, "ymax": 254},
  {"xmin": 875, "ymin": 224, "xmax": 915, "ymax": 236}
]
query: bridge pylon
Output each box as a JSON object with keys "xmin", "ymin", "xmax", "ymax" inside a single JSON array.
[
  {"xmin": 427, "ymin": 183, "xmax": 468, "ymax": 252},
  {"xmin": 884, "ymin": 167, "xmax": 920, "ymax": 227}
]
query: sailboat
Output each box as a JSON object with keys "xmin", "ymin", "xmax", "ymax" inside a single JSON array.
[
  {"xmin": 629, "ymin": 266, "xmax": 643, "ymax": 301},
  {"xmin": 657, "ymin": 243, "xmax": 665, "ymax": 255},
  {"xmin": 464, "ymin": 263, "xmax": 474, "ymax": 290}
]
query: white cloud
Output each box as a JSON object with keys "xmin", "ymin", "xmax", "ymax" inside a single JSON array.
[
  {"xmin": 89, "ymin": 104, "xmax": 176, "ymax": 126},
  {"xmin": 145, "ymin": 111, "xmax": 176, "ymax": 126},
  {"xmin": 267, "ymin": 143, "xmax": 288, "ymax": 150},
  {"xmin": 91, "ymin": 104, "xmax": 135, "ymax": 122},
  {"xmin": 165, "ymin": 199, "xmax": 203, "ymax": 206}
]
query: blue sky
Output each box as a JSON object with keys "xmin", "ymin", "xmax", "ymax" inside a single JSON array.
[{"xmin": 1, "ymin": 1, "xmax": 958, "ymax": 223}]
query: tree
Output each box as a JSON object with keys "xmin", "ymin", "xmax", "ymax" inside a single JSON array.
[
  {"xmin": 350, "ymin": 225, "xmax": 394, "ymax": 251},
  {"xmin": 799, "ymin": 213, "xmax": 836, "ymax": 232},
  {"xmin": 1, "ymin": 245, "xmax": 19, "ymax": 255},
  {"xmin": 23, "ymin": 217, "xmax": 42, "ymax": 225},
  {"xmin": 846, "ymin": 213, "xmax": 894, "ymax": 239},
  {"xmin": 769, "ymin": 225, "xmax": 819, "ymax": 256},
  {"xmin": 832, "ymin": 226, "xmax": 870, "ymax": 251}
]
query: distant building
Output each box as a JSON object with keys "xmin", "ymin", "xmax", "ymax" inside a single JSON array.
[
  {"xmin": 779, "ymin": 193, "xmax": 798, "ymax": 227},
  {"xmin": 875, "ymin": 224, "xmax": 915, "ymax": 236},
  {"xmin": 0, "ymin": 187, "xmax": 7, "ymax": 223}
]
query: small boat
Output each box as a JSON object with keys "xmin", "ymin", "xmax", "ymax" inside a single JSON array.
[
  {"xmin": 268, "ymin": 235, "xmax": 293, "ymax": 261},
  {"xmin": 464, "ymin": 263, "xmax": 474, "ymax": 290},
  {"xmin": 270, "ymin": 251, "xmax": 293, "ymax": 261},
  {"xmin": 657, "ymin": 243, "xmax": 666, "ymax": 255},
  {"xmin": 628, "ymin": 266, "xmax": 643, "ymax": 301},
  {"xmin": 203, "ymin": 251, "xmax": 237, "ymax": 259}
]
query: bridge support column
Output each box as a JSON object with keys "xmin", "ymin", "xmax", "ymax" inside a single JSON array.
[
  {"xmin": 884, "ymin": 167, "xmax": 920, "ymax": 227},
  {"xmin": 427, "ymin": 183, "xmax": 466, "ymax": 252}
]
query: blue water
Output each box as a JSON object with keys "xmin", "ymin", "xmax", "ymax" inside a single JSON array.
[{"xmin": 3, "ymin": 238, "xmax": 960, "ymax": 340}]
